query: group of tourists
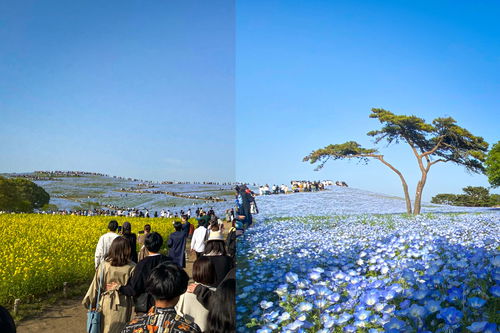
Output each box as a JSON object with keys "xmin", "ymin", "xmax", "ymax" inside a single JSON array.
[
  {"xmin": 258, "ymin": 180, "xmax": 330, "ymax": 195},
  {"xmin": 85, "ymin": 210, "xmax": 237, "ymax": 333}
]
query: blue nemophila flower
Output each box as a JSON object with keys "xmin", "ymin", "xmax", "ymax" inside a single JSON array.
[
  {"xmin": 295, "ymin": 302, "xmax": 313, "ymax": 312},
  {"xmin": 467, "ymin": 321, "xmax": 488, "ymax": 332},
  {"xmin": 408, "ymin": 304, "xmax": 427, "ymax": 318},
  {"xmin": 384, "ymin": 318, "xmax": 407, "ymax": 330},
  {"xmin": 260, "ymin": 301, "xmax": 273, "ymax": 310},
  {"xmin": 322, "ymin": 314, "xmax": 335, "ymax": 328},
  {"xmin": 336, "ymin": 312, "xmax": 353, "ymax": 325},
  {"xmin": 354, "ymin": 309, "xmax": 371, "ymax": 321},
  {"xmin": 285, "ymin": 272, "xmax": 298, "ymax": 283},
  {"xmin": 361, "ymin": 291, "xmax": 380, "ymax": 306},
  {"xmin": 492, "ymin": 255, "xmax": 500, "ymax": 267},
  {"xmin": 437, "ymin": 307, "xmax": 463, "ymax": 326},
  {"xmin": 285, "ymin": 319, "xmax": 304, "ymax": 330},
  {"xmin": 424, "ymin": 299, "xmax": 441, "ymax": 313},
  {"xmin": 467, "ymin": 297, "xmax": 486, "ymax": 309},
  {"xmin": 489, "ymin": 285, "xmax": 500, "ymax": 297},
  {"xmin": 314, "ymin": 298, "xmax": 328, "ymax": 309},
  {"xmin": 484, "ymin": 323, "xmax": 498, "ymax": 333},
  {"xmin": 309, "ymin": 271, "xmax": 322, "ymax": 281},
  {"xmin": 343, "ymin": 325, "xmax": 357, "ymax": 332}
]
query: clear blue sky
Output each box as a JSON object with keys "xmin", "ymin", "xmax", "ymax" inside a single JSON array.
[
  {"xmin": 0, "ymin": 0, "xmax": 235, "ymax": 182},
  {"xmin": 1, "ymin": 1, "xmax": 499, "ymax": 201},
  {"xmin": 236, "ymin": 0, "xmax": 500, "ymax": 200}
]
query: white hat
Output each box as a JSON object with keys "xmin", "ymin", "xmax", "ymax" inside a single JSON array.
[{"xmin": 207, "ymin": 231, "xmax": 224, "ymax": 242}]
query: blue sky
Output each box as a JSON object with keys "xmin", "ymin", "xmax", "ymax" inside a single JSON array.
[
  {"xmin": 236, "ymin": 0, "xmax": 500, "ymax": 200},
  {"xmin": 0, "ymin": 0, "xmax": 235, "ymax": 182},
  {"xmin": 1, "ymin": 1, "xmax": 498, "ymax": 201}
]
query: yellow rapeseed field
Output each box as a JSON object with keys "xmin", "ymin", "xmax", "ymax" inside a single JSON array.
[{"xmin": 0, "ymin": 214, "xmax": 177, "ymax": 306}]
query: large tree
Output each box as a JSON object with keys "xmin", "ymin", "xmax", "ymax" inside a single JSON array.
[
  {"xmin": 303, "ymin": 108, "xmax": 489, "ymax": 214},
  {"xmin": 485, "ymin": 141, "xmax": 500, "ymax": 187},
  {"xmin": 0, "ymin": 176, "xmax": 50, "ymax": 212}
]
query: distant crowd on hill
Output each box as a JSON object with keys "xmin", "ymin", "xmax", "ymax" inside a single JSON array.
[
  {"xmin": 258, "ymin": 180, "xmax": 348, "ymax": 195},
  {"xmin": 118, "ymin": 188, "xmax": 227, "ymax": 202},
  {"xmin": 26, "ymin": 206, "xmax": 226, "ymax": 221}
]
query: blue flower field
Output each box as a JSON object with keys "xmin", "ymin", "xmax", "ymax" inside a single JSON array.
[{"xmin": 237, "ymin": 188, "xmax": 500, "ymax": 332}]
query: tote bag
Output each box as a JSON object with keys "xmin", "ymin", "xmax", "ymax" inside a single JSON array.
[{"xmin": 87, "ymin": 264, "xmax": 105, "ymax": 333}]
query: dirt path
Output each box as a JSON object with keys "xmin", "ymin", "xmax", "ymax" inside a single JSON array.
[{"xmin": 17, "ymin": 221, "xmax": 231, "ymax": 332}]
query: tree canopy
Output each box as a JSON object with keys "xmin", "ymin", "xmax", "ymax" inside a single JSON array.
[
  {"xmin": 485, "ymin": 141, "xmax": 500, "ymax": 187},
  {"xmin": 0, "ymin": 176, "xmax": 50, "ymax": 212},
  {"xmin": 431, "ymin": 186, "xmax": 500, "ymax": 207},
  {"xmin": 304, "ymin": 108, "xmax": 489, "ymax": 214}
]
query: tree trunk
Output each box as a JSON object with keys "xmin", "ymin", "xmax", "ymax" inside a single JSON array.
[
  {"xmin": 376, "ymin": 157, "xmax": 412, "ymax": 214},
  {"xmin": 401, "ymin": 179, "xmax": 412, "ymax": 215},
  {"xmin": 413, "ymin": 171, "xmax": 428, "ymax": 215}
]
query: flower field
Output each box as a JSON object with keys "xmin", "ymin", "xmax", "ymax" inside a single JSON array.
[
  {"xmin": 0, "ymin": 214, "xmax": 175, "ymax": 306},
  {"xmin": 237, "ymin": 213, "xmax": 500, "ymax": 332}
]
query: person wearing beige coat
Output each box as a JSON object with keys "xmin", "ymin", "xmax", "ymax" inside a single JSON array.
[{"xmin": 83, "ymin": 237, "xmax": 136, "ymax": 333}]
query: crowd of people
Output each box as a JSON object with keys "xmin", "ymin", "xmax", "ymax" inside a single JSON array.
[
  {"xmin": 0, "ymin": 184, "xmax": 255, "ymax": 333},
  {"xmin": 258, "ymin": 180, "xmax": 348, "ymax": 195},
  {"xmin": 84, "ymin": 205, "xmax": 239, "ymax": 333}
]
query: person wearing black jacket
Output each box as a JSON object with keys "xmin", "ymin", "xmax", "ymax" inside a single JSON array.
[
  {"xmin": 108, "ymin": 232, "xmax": 173, "ymax": 315},
  {"xmin": 121, "ymin": 221, "xmax": 138, "ymax": 263}
]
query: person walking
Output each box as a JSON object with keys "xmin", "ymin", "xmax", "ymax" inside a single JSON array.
[
  {"xmin": 203, "ymin": 231, "xmax": 234, "ymax": 286},
  {"xmin": 190, "ymin": 221, "xmax": 208, "ymax": 259},
  {"xmin": 121, "ymin": 263, "xmax": 200, "ymax": 333},
  {"xmin": 109, "ymin": 232, "xmax": 173, "ymax": 316},
  {"xmin": 94, "ymin": 220, "xmax": 120, "ymax": 269},
  {"xmin": 175, "ymin": 257, "xmax": 217, "ymax": 332},
  {"xmin": 121, "ymin": 222, "xmax": 137, "ymax": 263},
  {"xmin": 168, "ymin": 222, "xmax": 187, "ymax": 268},
  {"xmin": 83, "ymin": 237, "xmax": 135, "ymax": 333}
]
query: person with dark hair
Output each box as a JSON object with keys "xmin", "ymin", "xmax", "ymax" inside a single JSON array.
[
  {"xmin": 83, "ymin": 237, "xmax": 135, "ymax": 333},
  {"xmin": 190, "ymin": 220, "xmax": 208, "ymax": 259},
  {"xmin": 137, "ymin": 224, "xmax": 151, "ymax": 262},
  {"xmin": 206, "ymin": 278, "xmax": 235, "ymax": 333},
  {"xmin": 203, "ymin": 231, "xmax": 234, "ymax": 286},
  {"xmin": 121, "ymin": 222, "xmax": 137, "ymax": 263},
  {"xmin": 108, "ymin": 232, "xmax": 173, "ymax": 316},
  {"xmin": 175, "ymin": 257, "xmax": 216, "ymax": 331},
  {"xmin": 94, "ymin": 220, "xmax": 120, "ymax": 269},
  {"xmin": 0, "ymin": 306, "xmax": 16, "ymax": 333},
  {"xmin": 234, "ymin": 185, "xmax": 254, "ymax": 230},
  {"xmin": 168, "ymin": 221, "xmax": 187, "ymax": 267},
  {"xmin": 121, "ymin": 263, "xmax": 200, "ymax": 333},
  {"xmin": 181, "ymin": 215, "xmax": 191, "ymax": 239},
  {"xmin": 226, "ymin": 220, "xmax": 237, "ymax": 257}
]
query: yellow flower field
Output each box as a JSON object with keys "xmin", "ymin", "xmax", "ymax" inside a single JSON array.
[{"xmin": 0, "ymin": 214, "xmax": 177, "ymax": 306}]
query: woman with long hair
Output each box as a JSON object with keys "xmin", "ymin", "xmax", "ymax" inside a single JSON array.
[
  {"xmin": 206, "ymin": 278, "xmax": 235, "ymax": 333},
  {"xmin": 203, "ymin": 232, "xmax": 234, "ymax": 286},
  {"xmin": 83, "ymin": 237, "xmax": 135, "ymax": 333}
]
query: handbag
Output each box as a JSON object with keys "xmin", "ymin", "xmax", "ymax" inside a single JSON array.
[{"xmin": 87, "ymin": 264, "xmax": 105, "ymax": 333}]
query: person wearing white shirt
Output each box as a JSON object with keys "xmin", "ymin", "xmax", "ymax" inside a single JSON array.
[
  {"xmin": 190, "ymin": 221, "xmax": 208, "ymax": 259},
  {"xmin": 94, "ymin": 220, "xmax": 120, "ymax": 269}
]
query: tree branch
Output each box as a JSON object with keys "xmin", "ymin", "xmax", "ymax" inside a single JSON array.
[
  {"xmin": 422, "ymin": 136, "xmax": 444, "ymax": 157},
  {"xmin": 429, "ymin": 159, "xmax": 447, "ymax": 166}
]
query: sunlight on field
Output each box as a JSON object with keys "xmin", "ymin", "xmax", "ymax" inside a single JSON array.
[{"xmin": 0, "ymin": 214, "xmax": 176, "ymax": 305}]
